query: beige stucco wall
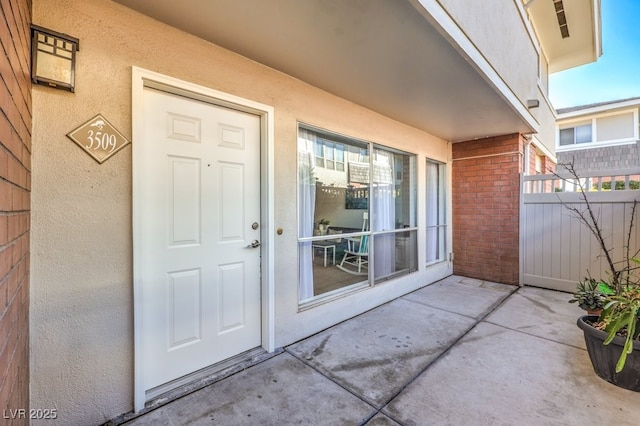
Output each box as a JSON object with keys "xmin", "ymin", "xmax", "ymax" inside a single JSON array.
[
  {"xmin": 595, "ymin": 112, "xmax": 636, "ymax": 141},
  {"xmin": 439, "ymin": 0, "xmax": 539, "ymax": 112},
  {"xmin": 438, "ymin": 0, "xmax": 561, "ymax": 153},
  {"xmin": 535, "ymin": 88, "xmax": 558, "ymax": 157},
  {"xmin": 30, "ymin": 0, "xmax": 451, "ymax": 423}
]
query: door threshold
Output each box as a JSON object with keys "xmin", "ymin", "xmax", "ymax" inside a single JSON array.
[{"xmin": 108, "ymin": 347, "xmax": 282, "ymax": 425}]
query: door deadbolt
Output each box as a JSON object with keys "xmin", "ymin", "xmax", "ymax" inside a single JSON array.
[{"xmin": 251, "ymin": 222, "xmax": 259, "ymax": 230}]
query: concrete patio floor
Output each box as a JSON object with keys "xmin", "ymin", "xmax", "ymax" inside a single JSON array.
[{"xmin": 120, "ymin": 275, "xmax": 640, "ymax": 425}]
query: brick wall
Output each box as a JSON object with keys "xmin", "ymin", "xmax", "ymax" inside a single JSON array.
[
  {"xmin": 541, "ymin": 154, "xmax": 555, "ymax": 174},
  {"xmin": 526, "ymin": 143, "xmax": 556, "ymax": 176},
  {"xmin": 527, "ymin": 143, "xmax": 537, "ymax": 175},
  {"xmin": 452, "ymin": 134, "xmax": 524, "ymax": 285},
  {"xmin": 0, "ymin": 0, "xmax": 31, "ymax": 423}
]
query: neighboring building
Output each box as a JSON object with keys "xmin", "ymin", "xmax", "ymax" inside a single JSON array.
[
  {"xmin": 556, "ymin": 97, "xmax": 640, "ymax": 171},
  {"xmin": 0, "ymin": 0, "xmax": 601, "ymax": 424}
]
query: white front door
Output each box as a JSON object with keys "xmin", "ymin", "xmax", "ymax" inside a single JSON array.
[{"xmin": 139, "ymin": 87, "xmax": 262, "ymax": 391}]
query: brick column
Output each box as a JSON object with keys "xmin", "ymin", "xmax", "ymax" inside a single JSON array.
[
  {"xmin": 452, "ymin": 134, "xmax": 524, "ymax": 285},
  {"xmin": 0, "ymin": 0, "xmax": 32, "ymax": 422}
]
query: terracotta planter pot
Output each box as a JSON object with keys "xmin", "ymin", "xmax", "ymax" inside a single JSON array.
[{"xmin": 577, "ymin": 315, "xmax": 640, "ymax": 392}]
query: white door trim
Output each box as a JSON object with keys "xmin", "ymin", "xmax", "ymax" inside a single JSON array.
[{"xmin": 131, "ymin": 66, "xmax": 275, "ymax": 412}]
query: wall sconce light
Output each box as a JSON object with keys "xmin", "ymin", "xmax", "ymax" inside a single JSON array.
[
  {"xmin": 31, "ymin": 25, "xmax": 79, "ymax": 92},
  {"xmin": 527, "ymin": 99, "xmax": 540, "ymax": 109}
]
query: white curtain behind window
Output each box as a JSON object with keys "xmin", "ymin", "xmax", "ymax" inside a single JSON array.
[
  {"xmin": 426, "ymin": 161, "xmax": 439, "ymax": 263},
  {"xmin": 298, "ymin": 129, "xmax": 316, "ymax": 300},
  {"xmin": 372, "ymin": 150, "xmax": 395, "ymax": 277}
]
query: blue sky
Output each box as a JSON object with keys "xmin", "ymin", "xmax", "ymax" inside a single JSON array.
[{"xmin": 548, "ymin": 0, "xmax": 640, "ymax": 108}]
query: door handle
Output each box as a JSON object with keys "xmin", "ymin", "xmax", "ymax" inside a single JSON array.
[{"xmin": 247, "ymin": 240, "xmax": 261, "ymax": 248}]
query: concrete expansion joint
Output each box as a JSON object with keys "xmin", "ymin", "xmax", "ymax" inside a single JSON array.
[
  {"xmin": 484, "ymin": 287, "xmax": 588, "ymax": 351},
  {"xmin": 284, "ymin": 345, "xmax": 405, "ymax": 426},
  {"xmin": 282, "ymin": 283, "xmax": 522, "ymax": 426},
  {"xmin": 372, "ymin": 285, "xmax": 520, "ymax": 406},
  {"xmin": 283, "ymin": 346, "xmax": 377, "ymax": 405}
]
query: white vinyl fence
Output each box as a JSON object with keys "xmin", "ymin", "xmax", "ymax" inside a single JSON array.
[{"xmin": 521, "ymin": 168, "xmax": 640, "ymax": 292}]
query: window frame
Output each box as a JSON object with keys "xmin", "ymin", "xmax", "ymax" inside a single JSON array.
[
  {"xmin": 314, "ymin": 137, "xmax": 346, "ymax": 171},
  {"xmin": 297, "ymin": 123, "xmax": 418, "ymax": 307},
  {"xmin": 559, "ymin": 123, "xmax": 592, "ymax": 146},
  {"xmin": 425, "ymin": 159, "xmax": 447, "ymax": 266}
]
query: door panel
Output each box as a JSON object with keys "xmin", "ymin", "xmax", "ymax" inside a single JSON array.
[
  {"xmin": 219, "ymin": 262, "xmax": 246, "ymax": 331},
  {"xmin": 140, "ymin": 87, "xmax": 261, "ymax": 391},
  {"xmin": 219, "ymin": 162, "xmax": 245, "ymax": 240},
  {"xmin": 167, "ymin": 268, "xmax": 202, "ymax": 349},
  {"xmin": 169, "ymin": 156, "xmax": 200, "ymax": 245}
]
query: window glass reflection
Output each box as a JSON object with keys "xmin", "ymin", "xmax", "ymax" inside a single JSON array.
[{"xmin": 298, "ymin": 126, "xmax": 416, "ymax": 302}]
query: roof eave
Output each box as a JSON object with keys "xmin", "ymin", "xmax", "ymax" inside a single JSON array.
[{"xmin": 528, "ymin": 0, "xmax": 602, "ymax": 74}]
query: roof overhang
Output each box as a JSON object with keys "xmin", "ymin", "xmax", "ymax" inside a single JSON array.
[
  {"xmin": 525, "ymin": 0, "xmax": 602, "ymax": 73},
  {"xmin": 556, "ymin": 97, "xmax": 640, "ymax": 119},
  {"xmin": 113, "ymin": 0, "xmax": 537, "ymax": 142}
]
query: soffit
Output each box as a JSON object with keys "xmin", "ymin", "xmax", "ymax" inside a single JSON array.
[
  {"xmin": 526, "ymin": 0, "xmax": 601, "ymax": 73},
  {"xmin": 114, "ymin": 0, "xmax": 535, "ymax": 142}
]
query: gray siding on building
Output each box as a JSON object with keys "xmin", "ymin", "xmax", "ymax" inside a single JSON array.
[{"xmin": 557, "ymin": 143, "xmax": 640, "ymax": 172}]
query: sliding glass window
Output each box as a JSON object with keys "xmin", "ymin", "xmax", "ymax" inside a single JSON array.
[
  {"xmin": 298, "ymin": 125, "xmax": 416, "ymax": 304},
  {"xmin": 371, "ymin": 146, "xmax": 417, "ymax": 283},
  {"xmin": 426, "ymin": 160, "xmax": 447, "ymax": 265}
]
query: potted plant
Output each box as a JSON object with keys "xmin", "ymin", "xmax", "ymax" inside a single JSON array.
[
  {"xmin": 576, "ymin": 266, "xmax": 640, "ymax": 391},
  {"xmin": 558, "ymin": 162, "xmax": 640, "ymax": 391},
  {"xmin": 576, "ymin": 273, "xmax": 640, "ymax": 391},
  {"xmin": 318, "ymin": 218, "xmax": 330, "ymax": 233},
  {"xmin": 568, "ymin": 275, "xmax": 608, "ymax": 315}
]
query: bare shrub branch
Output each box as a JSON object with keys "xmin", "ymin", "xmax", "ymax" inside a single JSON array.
[{"xmin": 554, "ymin": 161, "xmax": 639, "ymax": 293}]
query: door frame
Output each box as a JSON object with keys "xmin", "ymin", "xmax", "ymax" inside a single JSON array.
[{"xmin": 131, "ymin": 66, "xmax": 275, "ymax": 412}]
